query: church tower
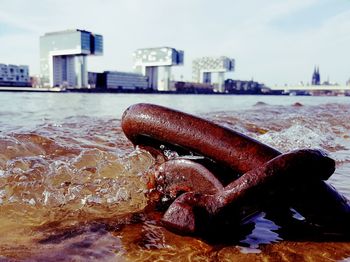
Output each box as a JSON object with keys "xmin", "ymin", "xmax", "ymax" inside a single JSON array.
[{"xmin": 312, "ymin": 66, "xmax": 321, "ymax": 85}]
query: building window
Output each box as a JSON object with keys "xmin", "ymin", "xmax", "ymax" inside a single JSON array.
[{"xmin": 81, "ymin": 32, "xmax": 91, "ymax": 52}]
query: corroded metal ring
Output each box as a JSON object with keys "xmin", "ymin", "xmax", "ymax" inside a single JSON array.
[
  {"xmin": 121, "ymin": 103, "xmax": 349, "ymax": 236},
  {"xmin": 122, "ymin": 103, "xmax": 280, "ymax": 175}
]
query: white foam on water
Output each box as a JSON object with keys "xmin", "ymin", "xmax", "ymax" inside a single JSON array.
[{"xmin": 258, "ymin": 124, "xmax": 334, "ymax": 152}]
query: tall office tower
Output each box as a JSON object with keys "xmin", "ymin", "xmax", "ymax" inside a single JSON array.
[
  {"xmin": 133, "ymin": 47, "xmax": 184, "ymax": 91},
  {"xmin": 192, "ymin": 56, "xmax": 235, "ymax": 92},
  {"xmin": 40, "ymin": 29, "xmax": 103, "ymax": 88}
]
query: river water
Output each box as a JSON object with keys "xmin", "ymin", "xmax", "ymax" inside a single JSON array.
[{"xmin": 0, "ymin": 92, "xmax": 349, "ymax": 261}]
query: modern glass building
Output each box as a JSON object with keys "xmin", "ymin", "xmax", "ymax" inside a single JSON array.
[
  {"xmin": 40, "ymin": 29, "xmax": 103, "ymax": 88},
  {"xmin": 133, "ymin": 47, "xmax": 184, "ymax": 91},
  {"xmin": 95, "ymin": 71, "xmax": 149, "ymax": 90},
  {"xmin": 192, "ymin": 56, "xmax": 235, "ymax": 92}
]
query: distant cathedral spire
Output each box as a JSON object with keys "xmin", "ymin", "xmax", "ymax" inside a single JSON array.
[{"xmin": 312, "ymin": 66, "xmax": 321, "ymax": 85}]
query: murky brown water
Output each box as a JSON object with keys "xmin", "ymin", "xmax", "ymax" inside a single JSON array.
[{"xmin": 0, "ymin": 94, "xmax": 350, "ymax": 261}]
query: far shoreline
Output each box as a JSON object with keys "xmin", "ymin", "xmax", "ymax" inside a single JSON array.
[{"xmin": 0, "ymin": 86, "xmax": 290, "ymax": 96}]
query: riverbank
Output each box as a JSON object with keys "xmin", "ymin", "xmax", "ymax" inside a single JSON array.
[
  {"xmin": 2, "ymin": 86, "xmax": 347, "ymax": 96},
  {"xmin": 1, "ymin": 86, "xmax": 282, "ymax": 95},
  {"xmin": 0, "ymin": 86, "xmax": 64, "ymax": 92},
  {"xmin": 66, "ymin": 87, "xmax": 276, "ymax": 95}
]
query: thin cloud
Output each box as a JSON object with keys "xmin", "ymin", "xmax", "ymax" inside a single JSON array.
[{"xmin": 0, "ymin": 11, "xmax": 41, "ymax": 33}]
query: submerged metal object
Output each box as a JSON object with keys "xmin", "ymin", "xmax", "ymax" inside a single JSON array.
[
  {"xmin": 155, "ymin": 159, "xmax": 224, "ymax": 196},
  {"xmin": 161, "ymin": 149, "xmax": 335, "ymax": 233},
  {"xmin": 121, "ymin": 103, "xmax": 350, "ymax": 236}
]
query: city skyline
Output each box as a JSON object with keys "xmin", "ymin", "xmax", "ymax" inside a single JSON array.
[{"xmin": 0, "ymin": 0, "xmax": 349, "ymax": 86}]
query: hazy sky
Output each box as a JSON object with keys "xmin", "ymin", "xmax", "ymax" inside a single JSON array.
[{"xmin": 0, "ymin": 0, "xmax": 349, "ymax": 86}]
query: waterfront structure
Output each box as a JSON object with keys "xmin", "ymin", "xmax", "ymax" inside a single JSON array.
[
  {"xmin": 224, "ymin": 79, "xmax": 264, "ymax": 94},
  {"xmin": 0, "ymin": 63, "xmax": 30, "ymax": 87},
  {"xmin": 192, "ymin": 56, "xmax": 235, "ymax": 92},
  {"xmin": 172, "ymin": 81, "xmax": 214, "ymax": 93},
  {"xmin": 94, "ymin": 71, "xmax": 148, "ymax": 90},
  {"xmin": 40, "ymin": 29, "xmax": 103, "ymax": 88},
  {"xmin": 133, "ymin": 47, "xmax": 184, "ymax": 91},
  {"xmin": 269, "ymin": 84, "xmax": 350, "ymax": 96},
  {"xmin": 312, "ymin": 66, "xmax": 321, "ymax": 85}
]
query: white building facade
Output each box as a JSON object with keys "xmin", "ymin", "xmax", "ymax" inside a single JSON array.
[
  {"xmin": 133, "ymin": 47, "xmax": 184, "ymax": 91},
  {"xmin": 0, "ymin": 64, "xmax": 30, "ymax": 86},
  {"xmin": 192, "ymin": 56, "xmax": 235, "ymax": 92}
]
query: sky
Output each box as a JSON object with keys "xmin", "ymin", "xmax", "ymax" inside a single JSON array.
[{"xmin": 0, "ymin": 0, "xmax": 349, "ymax": 86}]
